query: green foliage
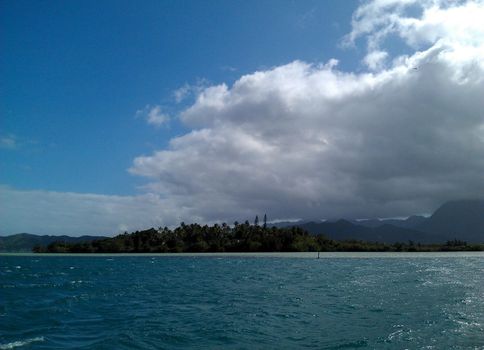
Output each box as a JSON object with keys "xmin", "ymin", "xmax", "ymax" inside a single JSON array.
[{"xmin": 36, "ymin": 223, "xmax": 484, "ymax": 253}]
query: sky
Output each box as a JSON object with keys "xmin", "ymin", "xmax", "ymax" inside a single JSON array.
[{"xmin": 1, "ymin": 0, "xmax": 484, "ymax": 236}]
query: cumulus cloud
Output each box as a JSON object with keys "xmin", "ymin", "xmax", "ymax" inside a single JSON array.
[
  {"xmin": 4, "ymin": 0, "xmax": 484, "ymax": 235},
  {"xmin": 131, "ymin": 0, "xmax": 484, "ymax": 222},
  {"xmin": 363, "ymin": 50, "xmax": 389, "ymax": 71},
  {"xmin": 136, "ymin": 105, "xmax": 169, "ymax": 126},
  {"xmin": 346, "ymin": 0, "xmax": 484, "ymax": 69}
]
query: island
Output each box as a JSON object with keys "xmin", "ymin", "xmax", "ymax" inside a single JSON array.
[{"xmin": 33, "ymin": 221, "xmax": 483, "ymax": 253}]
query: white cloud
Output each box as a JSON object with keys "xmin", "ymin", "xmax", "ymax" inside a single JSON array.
[
  {"xmin": 0, "ymin": 186, "xmax": 189, "ymax": 236},
  {"xmin": 364, "ymin": 50, "xmax": 389, "ymax": 70},
  {"xmin": 173, "ymin": 79, "xmax": 210, "ymax": 104},
  {"xmin": 221, "ymin": 65, "xmax": 238, "ymax": 72},
  {"xmin": 130, "ymin": 0, "xmax": 484, "ymax": 222},
  {"xmin": 136, "ymin": 105, "xmax": 169, "ymax": 126},
  {"xmin": 346, "ymin": 0, "xmax": 484, "ymax": 70},
  {"xmin": 4, "ymin": 0, "xmax": 484, "ymax": 235},
  {"xmin": 173, "ymin": 84, "xmax": 191, "ymax": 103},
  {"xmin": 0, "ymin": 134, "xmax": 18, "ymax": 149}
]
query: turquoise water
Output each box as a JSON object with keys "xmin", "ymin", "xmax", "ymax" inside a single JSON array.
[{"xmin": 1, "ymin": 253, "xmax": 483, "ymax": 349}]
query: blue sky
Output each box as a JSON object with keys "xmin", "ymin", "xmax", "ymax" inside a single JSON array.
[
  {"xmin": 1, "ymin": 0, "xmax": 358, "ymax": 195},
  {"xmin": 2, "ymin": 0, "xmax": 484, "ymax": 235}
]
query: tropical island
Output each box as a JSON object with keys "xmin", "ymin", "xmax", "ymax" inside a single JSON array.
[
  {"xmin": 33, "ymin": 220, "xmax": 483, "ymax": 253},
  {"xmin": 0, "ymin": 200, "xmax": 476, "ymax": 253}
]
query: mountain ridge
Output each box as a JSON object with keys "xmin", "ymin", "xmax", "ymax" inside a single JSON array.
[
  {"xmin": 275, "ymin": 199, "xmax": 484, "ymax": 243},
  {"xmin": 1, "ymin": 199, "xmax": 483, "ymax": 252},
  {"xmin": 0, "ymin": 233, "xmax": 107, "ymax": 252}
]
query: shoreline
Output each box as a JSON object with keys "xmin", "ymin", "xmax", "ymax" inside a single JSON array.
[{"xmin": 2, "ymin": 251, "xmax": 484, "ymax": 258}]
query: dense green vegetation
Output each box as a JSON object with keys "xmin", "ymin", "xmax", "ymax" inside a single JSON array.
[{"xmin": 33, "ymin": 222, "xmax": 483, "ymax": 253}]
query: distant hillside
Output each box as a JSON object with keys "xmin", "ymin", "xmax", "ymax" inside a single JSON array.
[
  {"xmin": 2, "ymin": 200, "xmax": 482, "ymax": 252},
  {"xmin": 34, "ymin": 224, "xmax": 484, "ymax": 254},
  {"xmin": 355, "ymin": 215, "xmax": 427, "ymax": 229},
  {"xmin": 270, "ymin": 219, "xmax": 323, "ymax": 229},
  {"xmin": 275, "ymin": 200, "xmax": 484, "ymax": 243},
  {"xmin": 0, "ymin": 233, "xmax": 107, "ymax": 252},
  {"xmin": 297, "ymin": 220, "xmax": 438, "ymax": 244},
  {"xmin": 417, "ymin": 199, "xmax": 484, "ymax": 242}
]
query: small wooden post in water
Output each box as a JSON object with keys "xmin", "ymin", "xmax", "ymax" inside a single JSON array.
[{"xmin": 317, "ymin": 251, "xmax": 320, "ymax": 259}]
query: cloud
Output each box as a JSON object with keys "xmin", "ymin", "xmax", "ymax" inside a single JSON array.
[
  {"xmin": 221, "ymin": 66, "xmax": 238, "ymax": 72},
  {"xmin": 296, "ymin": 7, "xmax": 317, "ymax": 29},
  {"xmin": 346, "ymin": 0, "xmax": 484, "ymax": 68},
  {"xmin": 0, "ymin": 134, "xmax": 18, "ymax": 149},
  {"xmin": 0, "ymin": 133, "xmax": 38, "ymax": 151},
  {"xmin": 363, "ymin": 50, "xmax": 389, "ymax": 70},
  {"xmin": 130, "ymin": 0, "xmax": 484, "ymax": 222},
  {"xmin": 173, "ymin": 79, "xmax": 211, "ymax": 104},
  {"xmin": 173, "ymin": 84, "xmax": 191, "ymax": 103},
  {"xmin": 0, "ymin": 186, "xmax": 189, "ymax": 236},
  {"xmin": 136, "ymin": 105, "xmax": 169, "ymax": 126},
  {"xmin": 4, "ymin": 0, "xmax": 484, "ymax": 236}
]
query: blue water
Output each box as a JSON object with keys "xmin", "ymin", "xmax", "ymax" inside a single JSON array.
[{"xmin": 1, "ymin": 253, "xmax": 483, "ymax": 349}]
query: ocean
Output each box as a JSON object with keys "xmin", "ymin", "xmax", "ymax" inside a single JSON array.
[{"xmin": 1, "ymin": 253, "xmax": 483, "ymax": 349}]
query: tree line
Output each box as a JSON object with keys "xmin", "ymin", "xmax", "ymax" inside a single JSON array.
[{"xmin": 33, "ymin": 221, "xmax": 483, "ymax": 253}]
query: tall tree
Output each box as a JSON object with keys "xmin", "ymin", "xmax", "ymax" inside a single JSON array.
[
  {"xmin": 254, "ymin": 215, "xmax": 259, "ymax": 226},
  {"xmin": 263, "ymin": 214, "xmax": 267, "ymax": 229}
]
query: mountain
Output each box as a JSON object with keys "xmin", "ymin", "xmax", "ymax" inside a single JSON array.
[
  {"xmin": 270, "ymin": 219, "xmax": 323, "ymax": 229},
  {"xmin": 417, "ymin": 199, "xmax": 484, "ymax": 243},
  {"xmin": 279, "ymin": 200, "xmax": 484, "ymax": 243},
  {"xmin": 0, "ymin": 233, "xmax": 107, "ymax": 252},
  {"xmin": 355, "ymin": 215, "xmax": 428, "ymax": 229},
  {"xmin": 297, "ymin": 220, "xmax": 438, "ymax": 243},
  {"xmin": 300, "ymin": 220, "xmax": 372, "ymax": 240},
  {"xmin": 2, "ymin": 200, "xmax": 482, "ymax": 252}
]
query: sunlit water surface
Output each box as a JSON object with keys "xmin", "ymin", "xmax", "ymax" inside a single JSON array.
[{"xmin": 1, "ymin": 253, "xmax": 483, "ymax": 349}]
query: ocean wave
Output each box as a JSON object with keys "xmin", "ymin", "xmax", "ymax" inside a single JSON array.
[{"xmin": 0, "ymin": 337, "xmax": 45, "ymax": 349}]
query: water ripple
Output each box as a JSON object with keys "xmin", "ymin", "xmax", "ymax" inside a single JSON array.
[{"xmin": 0, "ymin": 254, "xmax": 483, "ymax": 349}]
